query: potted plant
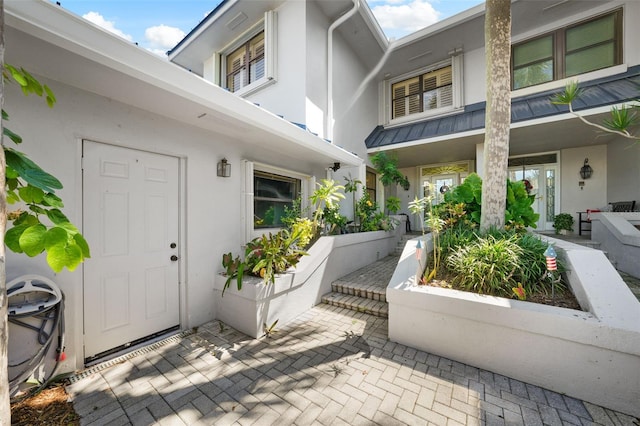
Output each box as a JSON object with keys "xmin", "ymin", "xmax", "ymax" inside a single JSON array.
[{"xmin": 553, "ymin": 213, "xmax": 574, "ymax": 235}]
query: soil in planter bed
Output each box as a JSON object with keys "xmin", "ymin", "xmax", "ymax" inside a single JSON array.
[
  {"xmin": 427, "ymin": 272, "xmax": 582, "ymax": 311},
  {"xmin": 10, "ymin": 383, "xmax": 80, "ymax": 425}
]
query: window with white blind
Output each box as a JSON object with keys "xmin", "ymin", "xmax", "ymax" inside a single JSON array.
[
  {"xmin": 226, "ymin": 32, "xmax": 265, "ymax": 93},
  {"xmin": 220, "ymin": 11, "xmax": 277, "ymax": 96},
  {"xmin": 392, "ymin": 66, "xmax": 453, "ymax": 119},
  {"xmin": 387, "ymin": 57, "xmax": 462, "ymax": 124}
]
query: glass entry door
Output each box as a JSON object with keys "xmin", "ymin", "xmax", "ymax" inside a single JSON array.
[
  {"xmin": 422, "ymin": 174, "xmax": 458, "ymax": 206},
  {"xmin": 508, "ymin": 165, "xmax": 557, "ymax": 231}
]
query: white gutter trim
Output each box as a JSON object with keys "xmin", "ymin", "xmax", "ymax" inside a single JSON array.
[
  {"xmin": 357, "ymin": 1, "xmax": 389, "ymax": 51},
  {"xmin": 167, "ymin": 0, "xmax": 239, "ymax": 60},
  {"xmin": 7, "ymin": 0, "xmax": 361, "ymax": 167},
  {"xmin": 327, "ymin": 0, "xmax": 360, "ymax": 142}
]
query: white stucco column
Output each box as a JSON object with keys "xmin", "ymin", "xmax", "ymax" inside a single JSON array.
[{"xmin": 475, "ymin": 142, "xmax": 485, "ymax": 178}]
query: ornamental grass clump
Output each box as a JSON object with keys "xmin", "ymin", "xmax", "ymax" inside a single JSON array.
[
  {"xmin": 446, "ymin": 234, "xmax": 523, "ymax": 296},
  {"xmin": 515, "ymin": 233, "xmax": 566, "ymax": 295}
]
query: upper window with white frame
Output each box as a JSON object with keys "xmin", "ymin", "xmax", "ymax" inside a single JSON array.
[
  {"xmin": 392, "ymin": 66, "xmax": 453, "ymax": 119},
  {"xmin": 226, "ymin": 32, "xmax": 265, "ymax": 93},
  {"xmin": 512, "ymin": 9, "xmax": 622, "ymax": 90},
  {"xmin": 386, "ymin": 56, "xmax": 463, "ymax": 125},
  {"xmin": 220, "ymin": 11, "xmax": 276, "ymax": 96}
]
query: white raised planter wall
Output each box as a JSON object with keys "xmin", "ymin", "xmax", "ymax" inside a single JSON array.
[
  {"xmin": 387, "ymin": 235, "xmax": 640, "ymax": 418},
  {"xmin": 592, "ymin": 212, "xmax": 640, "ymax": 278},
  {"xmin": 214, "ymin": 220, "xmax": 404, "ymax": 338}
]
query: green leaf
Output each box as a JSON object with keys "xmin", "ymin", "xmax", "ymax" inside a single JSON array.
[
  {"xmin": 47, "ymin": 242, "xmax": 83, "ymax": 273},
  {"xmin": 44, "ymin": 84, "xmax": 57, "ymax": 107},
  {"xmin": 4, "ymin": 127, "xmax": 23, "ymax": 144},
  {"xmin": 44, "ymin": 226, "xmax": 69, "ymax": 250},
  {"xmin": 551, "ymin": 81, "xmax": 581, "ymax": 105},
  {"xmin": 20, "ymin": 224, "xmax": 47, "ymax": 257},
  {"xmin": 7, "ymin": 64, "xmax": 28, "ymax": 87},
  {"xmin": 74, "ymin": 232, "xmax": 91, "ymax": 258},
  {"xmin": 5, "ymin": 224, "xmax": 30, "ymax": 253},
  {"xmin": 5, "ymin": 148, "xmax": 63, "ymax": 193},
  {"xmin": 14, "ymin": 212, "xmax": 39, "ymax": 226},
  {"xmin": 43, "ymin": 192, "xmax": 64, "ymax": 208},
  {"xmin": 2, "ymin": 109, "xmax": 8, "ymax": 120},
  {"xmin": 56, "ymin": 221, "xmax": 80, "ymax": 235},
  {"xmin": 6, "ymin": 166, "xmax": 19, "ymax": 180},
  {"xmin": 46, "ymin": 208, "xmax": 70, "ymax": 225},
  {"xmin": 19, "ymin": 185, "xmax": 45, "ymax": 204},
  {"xmin": 29, "ymin": 205, "xmax": 47, "ymax": 215},
  {"xmin": 21, "ymin": 68, "xmax": 44, "ymax": 97},
  {"xmin": 6, "ymin": 190, "xmax": 20, "ymax": 204}
]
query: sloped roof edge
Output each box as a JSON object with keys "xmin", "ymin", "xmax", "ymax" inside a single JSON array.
[
  {"xmin": 6, "ymin": 0, "xmax": 361, "ymax": 167},
  {"xmin": 365, "ymin": 65, "xmax": 640, "ymax": 150}
]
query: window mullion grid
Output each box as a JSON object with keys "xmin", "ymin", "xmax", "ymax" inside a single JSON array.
[
  {"xmin": 418, "ymin": 74, "xmax": 424, "ymax": 114},
  {"xmin": 243, "ymin": 40, "xmax": 251, "ymax": 87},
  {"xmin": 554, "ymin": 31, "xmax": 563, "ymax": 80}
]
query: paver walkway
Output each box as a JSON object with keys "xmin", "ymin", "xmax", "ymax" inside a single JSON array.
[{"xmin": 67, "ymin": 256, "xmax": 639, "ymax": 426}]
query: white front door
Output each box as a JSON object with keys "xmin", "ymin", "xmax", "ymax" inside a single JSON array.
[
  {"xmin": 83, "ymin": 141, "xmax": 180, "ymax": 360},
  {"xmin": 508, "ymin": 165, "xmax": 558, "ymax": 231}
]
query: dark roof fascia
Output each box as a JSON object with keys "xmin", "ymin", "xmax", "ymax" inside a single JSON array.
[
  {"xmin": 365, "ymin": 65, "xmax": 640, "ymax": 149},
  {"xmin": 168, "ymin": 0, "xmax": 231, "ymax": 56}
]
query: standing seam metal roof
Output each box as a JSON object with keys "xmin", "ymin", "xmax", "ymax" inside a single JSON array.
[{"xmin": 365, "ymin": 65, "xmax": 640, "ymax": 149}]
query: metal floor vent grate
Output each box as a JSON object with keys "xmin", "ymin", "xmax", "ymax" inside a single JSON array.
[{"xmin": 68, "ymin": 329, "xmax": 194, "ymax": 384}]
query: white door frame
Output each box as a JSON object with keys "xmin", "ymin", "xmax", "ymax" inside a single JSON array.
[
  {"xmin": 508, "ymin": 152, "xmax": 560, "ymax": 231},
  {"xmin": 80, "ymin": 139, "xmax": 187, "ymax": 362}
]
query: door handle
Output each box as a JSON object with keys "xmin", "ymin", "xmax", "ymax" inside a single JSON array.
[{"xmin": 170, "ymin": 255, "xmax": 179, "ymax": 261}]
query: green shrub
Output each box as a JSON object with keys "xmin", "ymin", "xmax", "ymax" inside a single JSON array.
[
  {"xmin": 515, "ymin": 233, "xmax": 566, "ymax": 294},
  {"xmin": 244, "ymin": 228, "xmax": 308, "ymax": 285},
  {"xmin": 290, "ymin": 218, "xmax": 314, "ymax": 249},
  {"xmin": 442, "ymin": 173, "xmax": 539, "ymax": 230},
  {"xmin": 446, "ymin": 234, "xmax": 523, "ymax": 296},
  {"xmin": 443, "ymin": 174, "xmax": 483, "ymax": 224},
  {"xmin": 505, "ymin": 179, "xmax": 540, "ymax": 231},
  {"xmin": 323, "ymin": 205, "xmax": 348, "ymax": 234},
  {"xmin": 552, "ymin": 213, "xmax": 574, "ymax": 233},
  {"xmin": 357, "ymin": 193, "xmax": 382, "ymax": 231},
  {"xmin": 385, "ymin": 196, "xmax": 401, "ymax": 215},
  {"xmin": 282, "ymin": 196, "xmax": 303, "ymax": 229},
  {"xmin": 439, "ymin": 226, "xmax": 476, "ymax": 258}
]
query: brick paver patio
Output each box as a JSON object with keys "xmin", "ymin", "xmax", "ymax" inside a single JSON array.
[{"xmin": 67, "ymin": 303, "xmax": 638, "ymax": 425}]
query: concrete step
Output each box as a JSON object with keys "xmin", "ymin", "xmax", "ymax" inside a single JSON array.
[
  {"xmin": 321, "ymin": 292, "xmax": 388, "ymax": 318},
  {"xmin": 395, "ymin": 233, "xmax": 420, "ymax": 255},
  {"xmin": 331, "ymin": 280, "xmax": 386, "ymax": 303}
]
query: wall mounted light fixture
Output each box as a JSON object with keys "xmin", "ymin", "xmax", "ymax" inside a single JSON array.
[
  {"xmin": 579, "ymin": 158, "xmax": 593, "ymax": 179},
  {"xmin": 217, "ymin": 158, "xmax": 231, "ymax": 177},
  {"xmin": 330, "ymin": 162, "xmax": 341, "ymax": 172}
]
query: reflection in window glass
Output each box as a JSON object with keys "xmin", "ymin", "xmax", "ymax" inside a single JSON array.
[
  {"xmin": 254, "ymin": 171, "xmax": 300, "ymax": 228},
  {"xmin": 366, "ymin": 170, "xmax": 377, "ymax": 203}
]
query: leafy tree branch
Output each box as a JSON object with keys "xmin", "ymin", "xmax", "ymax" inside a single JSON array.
[
  {"xmin": 551, "ymin": 81, "xmax": 639, "ymax": 141},
  {"xmin": 3, "ymin": 65, "xmax": 90, "ymax": 272}
]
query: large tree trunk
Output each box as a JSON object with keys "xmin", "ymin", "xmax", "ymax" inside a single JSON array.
[
  {"xmin": 480, "ymin": 0, "xmax": 511, "ymax": 231},
  {"xmin": 0, "ymin": 0, "xmax": 8, "ymax": 423}
]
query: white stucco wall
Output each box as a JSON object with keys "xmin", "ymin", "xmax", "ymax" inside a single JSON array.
[
  {"xmin": 243, "ymin": 1, "xmax": 308, "ymax": 127},
  {"xmin": 607, "ymin": 138, "xmax": 640, "ymax": 205},
  {"xmin": 462, "ymin": 47, "xmax": 486, "ymax": 106},
  {"xmin": 4, "ymin": 74, "xmax": 331, "ymax": 371},
  {"xmin": 305, "ymin": 1, "xmax": 329, "ymax": 138},
  {"xmin": 560, "ymin": 145, "xmax": 608, "ymax": 230}
]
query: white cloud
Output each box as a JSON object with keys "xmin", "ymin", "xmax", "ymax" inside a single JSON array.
[
  {"xmin": 371, "ymin": 0, "xmax": 440, "ymax": 38},
  {"xmin": 144, "ymin": 25, "xmax": 186, "ymax": 51},
  {"xmin": 82, "ymin": 11, "xmax": 133, "ymax": 42}
]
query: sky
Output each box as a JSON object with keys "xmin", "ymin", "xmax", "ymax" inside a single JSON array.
[{"xmin": 54, "ymin": 0, "xmax": 485, "ymax": 56}]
